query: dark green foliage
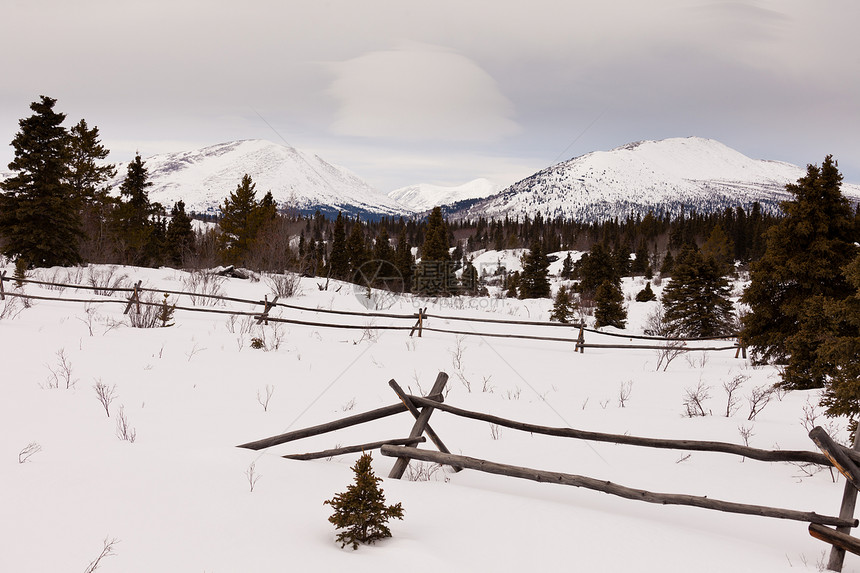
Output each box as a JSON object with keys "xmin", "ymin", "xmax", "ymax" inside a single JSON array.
[
  {"xmin": 659, "ymin": 251, "xmax": 675, "ymax": 276},
  {"xmin": 218, "ymin": 174, "xmax": 277, "ymax": 265},
  {"xmin": 560, "ymin": 252, "xmax": 574, "ymax": 279},
  {"xmin": 324, "ymin": 453, "xmax": 404, "ymax": 550},
  {"xmin": 700, "ymin": 224, "xmax": 734, "ymax": 274},
  {"xmin": 413, "ymin": 206, "xmax": 454, "ymax": 295},
  {"xmin": 0, "ymin": 96, "xmax": 83, "ymax": 267},
  {"xmin": 519, "ymin": 240, "xmax": 551, "ymax": 299},
  {"xmin": 112, "ymin": 154, "xmax": 159, "ymax": 266},
  {"xmin": 577, "ymin": 243, "xmax": 620, "ymax": 296},
  {"xmin": 742, "ymin": 156, "xmax": 858, "ymax": 383},
  {"xmin": 635, "ymin": 281, "xmax": 657, "ymax": 302},
  {"xmin": 817, "ymin": 255, "xmax": 860, "ymax": 418},
  {"xmin": 67, "ymin": 119, "xmax": 115, "ymax": 207},
  {"xmin": 328, "ymin": 212, "xmax": 349, "ymax": 279},
  {"xmin": 594, "ymin": 280, "xmax": 626, "ymax": 329},
  {"xmin": 631, "ymin": 244, "xmax": 649, "ymax": 275},
  {"xmin": 460, "ymin": 258, "xmax": 480, "ymax": 295},
  {"xmin": 505, "ymin": 270, "xmax": 520, "ymax": 298},
  {"xmin": 14, "ymin": 256, "xmax": 27, "ymax": 287},
  {"xmin": 394, "ymin": 228, "xmax": 413, "ymax": 292},
  {"xmin": 165, "ymin": 201, "xmax": 196, "ymax": 267},
  {"xmin": 346, "ymin": 217, "xmax": 369, "ymax": 282},
  {"xmin": 550, "ymin": 285, "xmax": 576, "ymax": 323},
  {"xmin": 662, "ymin": 246, "xmax": 734, "ymax": 337}
]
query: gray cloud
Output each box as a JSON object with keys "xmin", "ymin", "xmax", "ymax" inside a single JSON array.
[{"xmin": 1, "ymin": 0, "xmax": 858, "ymax": 191}]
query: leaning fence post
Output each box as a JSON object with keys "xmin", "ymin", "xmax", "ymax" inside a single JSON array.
[
  {"xmin": 824, "ymin": 429, "xmax": 860, "ymax": 571},
  {"xmin": 123, "ymin": 280, "xmax": 142, "ymax": 315},
  {"xmin": 409, "ymin": 307, "xmax": 426, "ymax": 338},
  {"xmin": 388, "ymin": 379, "xmax": 461, "ymax": 472},
  {"xmin": 388, "ymin": 371, "xmax": 449, "ymax": 479},
  {"xmin": 256, "ymin": 295, "xmax": 279, "ymax": 325}
]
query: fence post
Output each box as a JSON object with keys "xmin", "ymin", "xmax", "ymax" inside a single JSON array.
[
  {"xmin": 256, "ymin": 295, "xmax": 279, "ymax": 325},
  {"xmin": 388, "ymin": 371, "xmax": 449, "ymax": 479},
  {"xmin": 410, "ymin": 307, "xmax": 426, "ymax": 338},
  {"xmin": 576, "ymin": 322, "xmax": 585, "ymax": 353},
  {"xmin": 826, "ymin": 430, "xmax": 860, "ymax": 571},
  {"xmin": 123, "ymin": 280, "xmax": 142, "ymax": 315},
  {"xmin": 0, "ymin": 270, "xmax": 5, "ymax": 300}
]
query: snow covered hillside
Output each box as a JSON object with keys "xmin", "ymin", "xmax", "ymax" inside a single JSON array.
[
  {"xmin": 110, "ymin": 139, "xmax": 410, "ymax": 219},
  {"xmin": 388, "ymin": 178, "xmax": 502, "ymax": 213},
  {"xmin": 1, "ymin": 261, "xmax": 857, "ymax": 572},
  {"xmin": 453, "ymin": 137, "xmax": 860, "ymax": 222}
]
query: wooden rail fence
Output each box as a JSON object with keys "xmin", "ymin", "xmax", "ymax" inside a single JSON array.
[
  {"xmin": 238, "ymin": 371, "xmax": 860, "ymax": 568},
  {"xmin": 2, "ymin": 272, "xmax": 744, "ymax": 354}
]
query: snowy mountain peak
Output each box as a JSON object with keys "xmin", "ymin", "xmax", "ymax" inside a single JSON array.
[
  {"xmin": 111, "ymin": 139, "xmax": 410, "ymax": 219},
  {"xmin": 453, "ymin": 136, "xmax": 860, "ymax": 222},
  {"xmin": 387, "ymin": 178, "xmax": 502, "ymax": 213}
]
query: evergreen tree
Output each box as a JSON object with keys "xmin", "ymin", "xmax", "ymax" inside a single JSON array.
[
  {"xmin": 0, "ymin": 96, "xmax": 82, "ymax": 267},
  {"xmin": 414, "ymin": 206, "xmax": 453, "ymax": 295},
  {"xmin": 218, "ymin": 174, "xmax": 274, "ymax": 265},
  {"xmin": 577, "ymin": 242, "xmax": 619, "ymax": 296},
  {"xmin": 635, "ymin": 281, "xmax": 657, "ymax": 302},
  {"xmin": 560, "ymin": 252, "xmax": 574, "ymax": 279},
  {"xmin": 700, "ymin": 224, "xmax": 734, "ymax": 274},
  {"xmin": 594, "ymin": 280, "xmax": 626, "ymax": 329},
  {"xmin": 323, "ymin": 453, "xmax": 404, "ymax": 550},
  {"xmin": 165, "ymin": 201, "xmax": 196, "ymax": 267},
  {"xmin": 662, "ymin": 246, "xmax": 734, "ymax": 337},
  {"xmin": 346, "ymin": 218, "xmax": 368, "ymax": 282},
  {"xmin": 394, "ymin": 228, "xmax": 413, "ymax": 292},
  {"xmin": 460, "ymin": 257, "xmax": 480, "ymax": 295},
  {"xmin": 113, "ymin": 154, "xmax": 158, "ymax": 266},
  {"xmin": 816, "ymin": 255, "xmax": 860, "ymax": 419},
  {"xmin": 550, "ymin": 285, "xmax": 576, "ymax": 323},
  {"xmin": 659, "ymin": 250, "xmax": 675, "ymax": 276},
  {"xmin": 519, "ymin": 240, "xmax": 551, "ymax": 299},
  {"xmin": 741, "ymin": 156, "xmax": 858, "ymax": 384},
  {"xmin": 67, "ymin": 119, "xmax": 115, "ymax": 207},
  {"xmin": 328, "ymin": 212, "xmax": 349, "ymax": 279}
]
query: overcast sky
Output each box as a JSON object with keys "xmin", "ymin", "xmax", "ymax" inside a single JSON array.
[{"xmin": 2, "ymin": 0, "xmax": 859, "ymax": 192}]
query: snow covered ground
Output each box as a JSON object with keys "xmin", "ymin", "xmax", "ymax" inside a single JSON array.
[{"xmin": 1, "ymin": 261, "xmax": 856, "ymax": 572}]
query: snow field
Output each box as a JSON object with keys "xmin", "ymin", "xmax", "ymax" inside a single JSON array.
[{"xmin": 1, "ymin": 262, "xmax": 855, "ymax": 572}]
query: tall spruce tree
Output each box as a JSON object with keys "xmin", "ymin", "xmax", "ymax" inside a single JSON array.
[
  {"xmin": 165, "ymin": 201, "xmax": 196, "ymax": 267},
  {"xmin": 519, "ymin": 240, "xmax": 551, "ymax": 299},
  {"xmin": 0, "ymin": 96, "xmax": 82, "ymax": 267},
  {"xmin": 68, "ymin": 119, "xmax": 116, "ymax": 262},
  {"xmin": 327, "ymin": 212, "xmax": 349, "ymax": 279},
  {"xmin": 218, "ymin": 174, "xmax": 275, "ymax": 265},
  {"xmin": 594, "ymin": 280, "xmax": 626, "ymax": 329},
  {"xmin": 414, "ymin": 206, "xmax": 453, "ymax": 295},
  {"xmin": 741, "ymin": 156, "xmax": 857, "ymax": 387},
  {"xmin": 662, "ymin": 246, "xmax": 734, "ymax": 337},
  {"xmin": 113, "ymin": 154, "xmax": 158, "ymax": 266}
]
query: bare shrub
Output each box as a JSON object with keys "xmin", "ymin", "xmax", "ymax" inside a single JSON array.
[
  {"xmin": 0, "ymin": 295, "xmax": 24, "ymax": 321},
  {"xmin": 115, "ymin": 406, "xmax": 137, "ymax": 443},
  {"xmin": 18, "ymin": 441, "xmax": 42, "ymax": 463},
  {"xmin": 450, "ymin": 335, "xmax": 471, "ymax": 392},
  {"xmin": 618, "ymin": 380, "xmax": 633, "ymax": 408},
  {"xmin": 264, "ymin": 272, "xmax": 302, "ymax": 298},
  {"xmin": 341, "ymin": 397, "xmax": 357, "ymax": 412},
  {"xmin": 87, "ymin": 266, "xmax": 129, "ymax": 296},
  {"xmin": 182, "ymin": 270, "xmax": 225, "ymax": 306},
  {"xmin": 404, "ymin": 461, "xmax": 449, "ymax": 482},
  {"xmin": 646, "ymin": 306, "xmax": 686, "ymax": 371},
  {"xmin": 83, "ymin": 536, "xmax": 119, "ymax": 573},
  {"xmin": 93, "ymin": 379, "xmax": 118, "ymax": 417},
  {"xmin": 225, "ymin": 314, "xmax": 255, "ymax": 335},
  {"xmin": 257, "ymin": 385, "xmax": 274, "ymax": 412},
  {"xmin": 245, "ymin": 462, "xmax": 262, "ymax": 492},
  {"xmin": 127, "ymin": 293, "xmax": 175, "ymax": 329},
  {"xmin": 489, "ymin": 423, "xmax": 502, "ymax": 440},
  {"xmin": 747, "ymin": 385, "xmax": 773, "ymax": 421},
  {"xmin": 45, "ymin": 348, "xmax": 77, "ymax": 389},
  {"xmin": 722, "ymin": 374, "xmax": 749, "ymax": 417},
  {"xmin": 682, "ymin": 381, "xmax": 711, "ymax": 417}
]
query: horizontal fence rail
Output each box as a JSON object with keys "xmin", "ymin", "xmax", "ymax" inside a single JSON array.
[{"xmin": 1, "ymin": 273, "xmax": 743, "ymax": 353}]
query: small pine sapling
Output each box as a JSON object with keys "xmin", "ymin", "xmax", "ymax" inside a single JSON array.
[
  {"xmin": 157, "ymin": 293, "xmax": 175, "ymax": 327},
  {"xmin": 635, "ymin": 281, "xmax": 656, "ymax": 302},
  {"xmin": 324, "ymin": 452, "xmax": 404, "ymax": 550}
]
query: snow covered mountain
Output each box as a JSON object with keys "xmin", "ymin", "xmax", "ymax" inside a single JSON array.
[
  {"xmin": 388, "ymin": 178, "xmax": 502, "ymax": 213},
  {"xmin": 110, "ymin": 139, "xmax": 409, "ymax": 219},
  {"xmin": 451, "ymin": 137, "xmax": 860, "ymax": 222}
]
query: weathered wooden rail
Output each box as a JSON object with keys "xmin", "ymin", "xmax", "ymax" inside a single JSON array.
[{"xmin": 238, "ymin": 370, "xmax": 860, "ymax": 565}]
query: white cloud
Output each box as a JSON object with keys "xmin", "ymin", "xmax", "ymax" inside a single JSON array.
[{"xmin": 327, "ymin": 45, "xmax": 520, "ymax": 142}]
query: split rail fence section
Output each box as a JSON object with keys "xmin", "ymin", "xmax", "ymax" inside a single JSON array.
[
  {"xmin": 1, "ymin": 272, "xmax": 743, "ymax": 355},
  {"xmin": 240, "ymin": 372, "xmax": 860, "ymax": 572}
]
